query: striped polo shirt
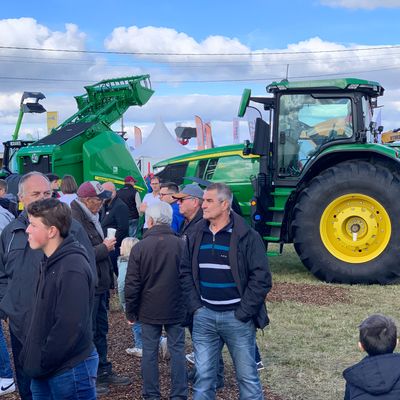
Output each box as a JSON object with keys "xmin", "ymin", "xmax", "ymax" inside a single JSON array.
[{"xmin": 198, "ymin": 220, "xmax": 241, "ymax": 311}]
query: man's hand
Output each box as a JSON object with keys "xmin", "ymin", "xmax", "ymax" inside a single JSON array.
[
  {"xmin": 139, "ymin": 202, "xmax": 147, "ymax": 213},
  {"xmin": 103, "ymin": 237, "xmax": 116, "ymax": 251}
]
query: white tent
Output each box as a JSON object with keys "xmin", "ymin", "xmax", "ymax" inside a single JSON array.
[{"xmin": 132, "ymin": 119, "xmax": 191, "ymax": 174}]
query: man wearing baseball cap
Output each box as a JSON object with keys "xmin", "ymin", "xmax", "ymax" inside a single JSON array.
[
  {"xmin": 71, "ymin": 181, "xmax": 130, "ymax": 394},
  {"xmin": 116, "ymin": 176, "xmax": 141, "ymax": 237},
  {"xmin": 173, "ymin": 184, "xmax": 204, "ymax": 241}
]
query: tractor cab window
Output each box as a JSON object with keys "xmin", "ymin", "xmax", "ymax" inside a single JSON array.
[
  {"xmin": 277, "ymin": 94, "xmax": 353, "ymax": 177},
  {"xmin": 155, "ymin": 162, "xmax": 188, "ymax": 185}
]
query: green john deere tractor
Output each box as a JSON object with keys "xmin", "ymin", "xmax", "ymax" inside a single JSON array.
[
  {"xmin": 239, "ymin": 77, "xmax": 400, "ymax": 284},
  {"xmin": 2, "ymin": 75, "xmax": 154, "ymax": 195}
]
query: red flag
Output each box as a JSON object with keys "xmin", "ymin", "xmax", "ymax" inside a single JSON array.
[
  {"xmin": 134, "ymin": 126, "xmax": 142, "ymax": 148},
  {"xmin": 195, "ymin": 116, "xmax": 205, "ymax": 150},
  {"xmin": 205, "ymin": 122, "xmax": 214, "ymax": 148}
]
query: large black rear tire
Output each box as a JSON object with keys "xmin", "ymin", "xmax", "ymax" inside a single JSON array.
[{"xmin": 292, "ymin": 160, "xmax": 400, "ymax": 284}]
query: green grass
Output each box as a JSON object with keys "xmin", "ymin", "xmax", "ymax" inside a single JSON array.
[{"xmin": 256, "ymin": 244, "xmax": 400, "ymax": 400}]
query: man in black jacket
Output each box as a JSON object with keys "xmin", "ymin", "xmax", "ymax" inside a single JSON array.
[
  {"xmin": 71, "ymin": 181, "xmax": 130, "ymax": 395},
  {"xmin": 125, "ymin": 201, "xmax": 187, "ymax": 399},
  {"xmin": 21, "ymin": 198, "xmax": 97, "ymax": 399},
  {"xmin": 173, "ymin": 183, "xmax": 204, "ymax": 242},
  {"xmin": 180, "ymin": 183, "xmax": 272, "ymax": 400},
  {"xmin": 101, "ymin": 181, "xmax": 129, "ymax": 275},
  {"xmin": 116, "ymin": 176, "xmax": 141, "ymax": 237},
  {"xmin": 0, "ymin": 172, "xmax": 95, "ymax": 400}
]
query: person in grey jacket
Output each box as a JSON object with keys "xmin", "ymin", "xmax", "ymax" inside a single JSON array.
[{"xmin": 0, "ymin": 205, "xmax": 14, "ymax": 235}]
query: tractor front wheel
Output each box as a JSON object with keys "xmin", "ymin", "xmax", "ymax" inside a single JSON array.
[{"xmin": 292, "ymin": 160, "xmax": 400, "ymax": 284}]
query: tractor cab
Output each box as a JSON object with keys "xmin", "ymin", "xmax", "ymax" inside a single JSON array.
[{"xmin": 240, "ymin": 78, "xmax": 384, "ymax": 180}]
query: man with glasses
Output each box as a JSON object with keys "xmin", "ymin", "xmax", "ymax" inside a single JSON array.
[
  {"xmin": 159, "ymin": 182, "xmax": 184, "ymax": 233},
  {"xmin": 71, "ymin": 181, "xmax": 130, "ymax": 395},
  {"xmin": 173, "ymin": 184, "xmax": 204, "ymax": 242}
]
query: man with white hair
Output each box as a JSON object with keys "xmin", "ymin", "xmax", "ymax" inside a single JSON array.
[
  {"xmin": 125, "ymin": 202, "xmax": 187, "ymax": 400},
  {"xmin": 180, "ymin": 182, "xmax": 272, "ymax": 400}
]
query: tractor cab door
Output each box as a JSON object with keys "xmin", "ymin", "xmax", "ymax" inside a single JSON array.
[{"xmin": 275, "ymin": 93, "xmax": 354, "ymax": 179}]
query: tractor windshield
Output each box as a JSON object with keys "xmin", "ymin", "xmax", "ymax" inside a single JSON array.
[{"xmin": 277, "ymin": 94, "xmax": 353, "ymax": 176}]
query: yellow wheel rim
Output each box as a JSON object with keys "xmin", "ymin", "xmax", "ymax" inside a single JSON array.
[{"xmin": 320, "ymin": 193, "xmax": 391, "ymax": 263}]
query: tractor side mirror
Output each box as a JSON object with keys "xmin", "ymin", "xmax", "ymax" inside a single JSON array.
[
  {"xmin": 252, "ymin": 118, "xmax": 270, "ymax": 156},
  {"xmin": 238, "ymin": 89, "xmax": 251, "ymax": 118}
]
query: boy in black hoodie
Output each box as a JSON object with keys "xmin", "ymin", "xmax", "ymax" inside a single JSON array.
[
  {"xmin": 20, "ymin": 198, "xmax": 97, "ymax": 400},
  {"xmin": 343, "ymin": 314, "xmax": 400, "ymax": 400}
]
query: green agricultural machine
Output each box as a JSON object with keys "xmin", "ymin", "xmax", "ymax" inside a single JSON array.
[
  {"xmin": 4, "ymin": 75, "xmax": 154, "ymax": 193},
  {"xmin": 239, "ymin": 78, "xmax": 400, "ymax": 284}
]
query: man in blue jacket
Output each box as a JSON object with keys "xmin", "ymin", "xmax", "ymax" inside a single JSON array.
[{"xmin": 180, "ymin": 183, "xmax": 272, "ymax": 400}]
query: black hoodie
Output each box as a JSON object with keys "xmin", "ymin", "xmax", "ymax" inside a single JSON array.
[
  {"xmin": 343, "ymin": 353, "xmax": 400, "ymax": 399},
  {"xmin": 20, "ymin": 235, "xmax": 95, "ymax": 379}
]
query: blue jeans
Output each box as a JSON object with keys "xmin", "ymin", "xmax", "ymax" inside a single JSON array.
[
  {"xmin": 117, "ymin": 262, "xmax": 142, "ymax": 350},
  {"xmin": 0, "ymin": 322, "xmax": 13, "ymax": 379},
  {"xmin": 10, "ymin": 328, "xmax": 32, "ymax": 399},
  {"xmin": 141, "ymin": 323, "xmax": 187, "ymax": 399},
  {"xmin": 30, "ymin": 349, "xmax": 98, "ymax": 400},
  {"xmin": 132, "ymin": 322, "xmax": 142, "ymax": 349},
  {"xmin": 92, "ymin": 293, "xmax": 112, "ymax": 376},
  {"xmin": 192, "ymin": 307, "xmax": 263, "ymax": 400},
  {"xmin": 128, "ymin": 219, "xmax": 139, "ymax": 238}
]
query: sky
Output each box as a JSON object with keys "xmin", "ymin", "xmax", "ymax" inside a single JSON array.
[{"xmin": 1, "ymin": 0, "xmax": 400, "ymax": 150}]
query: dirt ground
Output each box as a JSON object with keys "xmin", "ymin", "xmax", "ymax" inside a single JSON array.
[
  {"xmin": 103, "ymin": 281, "xmax": 349, "ymax": 400},
  {"xmin": 5, "ymin": 282, "xmax": 349, "ymax": 399}
]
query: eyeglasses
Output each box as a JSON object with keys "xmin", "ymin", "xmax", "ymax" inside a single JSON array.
[{"xmin": 177, "ymin": 197, "xmax": 195, "ymax": 203}]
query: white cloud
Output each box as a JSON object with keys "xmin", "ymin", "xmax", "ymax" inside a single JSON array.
[
  {"xmin": 0, "ymin": 18, "xmax": 96, "ymax": 94},
  {"xmin": 320, "ymin": 0, "xmax": 400, "ymax": 9},
  {"xmin": 1, "ymin": 19, "xmax": 400, "ymax": 154},
  {"xmin": 105, "ymin": 25, "xmax": 249, "ymax": 60}
]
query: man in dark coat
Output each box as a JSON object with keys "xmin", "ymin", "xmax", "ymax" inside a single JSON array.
[
  {"xmin": 343, "ymin": 314, "xmax": 400, "ymax": 400},
  {"xmin": 116, "ymin": 176, "xmax": 141, "ymax": 237},
  {"xmin": 100, "ymin": 181, "xmax": 129, "ymax": 275},
  {"xmin": 173, "ymin": 184, "xmax": 204, "ymax": 242},
  {"xmin": 71, "ymin": 181, "xmax": 130, "ymax": 396},
  {"xmin": 180, "ymin": 183, "xmax": 272, "ymax": 400},
  {"xmin": 125, "ymin": 201, "xmax": 187, "ymax": 399},
  {"xmin": 20, "ymin": 198, "xmax": 97, "ymax": 399},
  {"xmin": 0, "ymin": 172, "xmax": 95, "ymax": 400}
]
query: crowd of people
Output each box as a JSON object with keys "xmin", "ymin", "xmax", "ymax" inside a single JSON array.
[{"xmin": 0, "ymin": 172, "xmax": 396, "ymax": 400}]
